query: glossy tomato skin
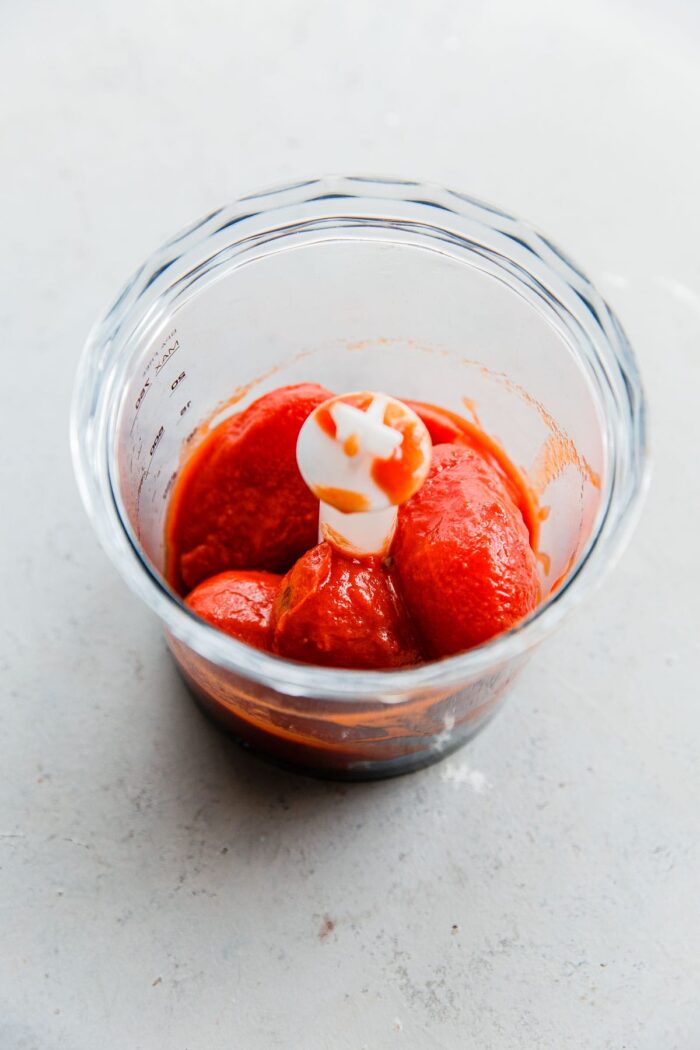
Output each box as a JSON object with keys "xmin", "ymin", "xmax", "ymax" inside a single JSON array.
[
  {"xmin": 272, "ymin": 542, "xmax": 422, "ymax": 669},
  {"xmin": 166, "ymin": 383, "xmax": 332, "ymax": 593},
  {"xmin": 392, "ymin": 444, "xmax": 540, "ymax": 658},
  {"xmin": 405, "ymin": 399, "xmax": 540, "ymax": 547},
  {"xmin": 185, "ymin": 570, "xmax": 281, "ymax": 650}
]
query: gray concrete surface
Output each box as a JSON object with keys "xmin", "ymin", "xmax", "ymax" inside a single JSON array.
[{"xmin": 2, "ymin": 1, "xmax": 699, "ymax": 1047}]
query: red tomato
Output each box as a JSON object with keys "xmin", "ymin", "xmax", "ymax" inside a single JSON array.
[
  {"xmin": 392, "ymin": 444, "xmax": 540, "ymax": 657},
  {"xmin": 166, "ymin": 383, "xmax": 332, "ymax": 593},
  {"xmin": 272, "ymin": 542, "xmax": 422, "ymax": 669},
  {"xmin": 185, "ymin": 570, "xmax": 281, "ymax": 650},
  {"xmin": 405, "ymin": 399, "xmax": 539, "ymax": 547}
]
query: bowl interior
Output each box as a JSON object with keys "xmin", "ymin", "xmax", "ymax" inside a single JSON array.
[{"xmin": 113, "ymin": 226, "xmax": 606, "ymax": 598}]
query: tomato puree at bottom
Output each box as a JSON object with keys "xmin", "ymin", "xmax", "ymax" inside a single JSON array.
[{"xmin": 169, "ymin": 384, "xmax": 541, "ymax": 668}]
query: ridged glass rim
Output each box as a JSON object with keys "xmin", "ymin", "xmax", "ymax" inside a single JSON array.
[{"xmin": 71, "ymin": 175, "xmax": 649, "ymax": 702}]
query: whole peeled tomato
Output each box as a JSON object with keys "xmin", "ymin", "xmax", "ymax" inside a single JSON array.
[
  {"xmin": 404, "ymin": 399, "xmax": 538, "ymax": 543},
  {"xmin": 167, "ymin": 383, "xmax": 333, "ymax": 593},
  {"xmin": 272, "ymin": 542, "xmax": 422, "ymax": 669},
  {"xmin": 392, "ymin": 444, "xmax": 540, "ymax": 657},
  {"xmin": 185, "ymin": 570, "xmax": 281, "ymax": 650}
]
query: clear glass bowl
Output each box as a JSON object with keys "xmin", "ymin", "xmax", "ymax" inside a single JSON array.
[{"xmin": 71, "ymin": 175, "xmax": 648, "ymax": 779}]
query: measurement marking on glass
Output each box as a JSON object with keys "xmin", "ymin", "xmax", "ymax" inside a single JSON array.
[
  {"xmin": 130, "ymin": 377, "xmax": 153, "ymax": 434},
  {"xmin": 162, "ymin": 470, "xmax": 179, "ymax": 501},
  {"xmin": 131, "ymin": 334, "xmax": 182, "ymax": 434},
  {"xmin": 150, "ymin": 426, "xmax": 164, "ymax": 457},
  {"xmin": 135, "ymin": 465, "xmax": 149, "ymax": 526},
  {"xmin": 155, "ymin": 339, "xmax": 180, "ymax": 376},
  {"xmin": 150, "ymin": 468, "xmax": 162, "ymax": 503},
  {"xmin": 135, "ymin": 378, "xmax": 152, "ymax": 411}
]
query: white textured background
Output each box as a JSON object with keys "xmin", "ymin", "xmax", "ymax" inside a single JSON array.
[{"xmin": 2, "ymin": 2, "xmax": 700, "ymax": 1047}]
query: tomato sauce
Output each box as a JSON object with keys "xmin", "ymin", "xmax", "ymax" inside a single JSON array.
[{"xmin": 167, "ymin": 384, "xmax": 541, "ymax": 667}]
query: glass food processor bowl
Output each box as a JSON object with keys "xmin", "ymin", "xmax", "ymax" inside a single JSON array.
[{"xmin": 71, "ymin": 175, "xmax": 648, "ymax": 779}]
